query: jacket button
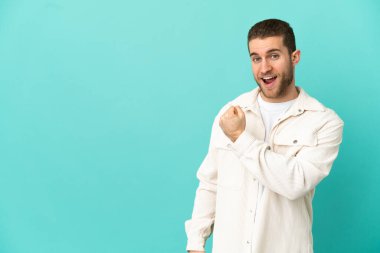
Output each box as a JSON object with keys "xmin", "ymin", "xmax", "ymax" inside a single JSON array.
[
  {"xmin": 293, "ymin": 139, "xmax": 298, "ymax": 144},
  {"xmin": 298, "ymin": 109, "xmax": 302, "ymax": 113},
  {"xmin": 266, "ymin": 146, "xmax": 271, "ymax": 150}
]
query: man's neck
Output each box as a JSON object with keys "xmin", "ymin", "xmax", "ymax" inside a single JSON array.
[{"xmin": 260, "ymin": 85, "xmax": 299, "ymax": 103}]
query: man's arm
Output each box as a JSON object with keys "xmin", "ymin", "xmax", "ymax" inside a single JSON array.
[
  {"xmin": 185, "ymin": 114, "xmax": 222, "ymax": 252},
  {"xmin": 185, "ymin": 151, "xmax": 217, "ymax": 251},
  {"xmin": 220, "ymin": 106, "xmax": 344, "ymax": 200}
]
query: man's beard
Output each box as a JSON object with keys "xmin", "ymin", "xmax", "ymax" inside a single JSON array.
[{"xmin": 256, "ymin": 64, "xmax": 294, "ymax": 99}]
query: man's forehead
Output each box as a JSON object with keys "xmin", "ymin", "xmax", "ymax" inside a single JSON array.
[{"xmin": 248, "ymin": 36, "xmax": 285, "ymax": 54}]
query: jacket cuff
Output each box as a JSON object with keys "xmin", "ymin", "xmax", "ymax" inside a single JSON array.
[
  {"xmin": 230, "ymin": 131, "xmax": 255, "ymax": 157},
  {"xmin": 186, "ymin": 240, "xmax": 205, "ymax": 252}
]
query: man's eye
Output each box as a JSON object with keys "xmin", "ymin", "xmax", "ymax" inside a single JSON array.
[
  {"xmin": 252, "ymin": 57, "xmax": 261, "ymax": 63},
  {"xmin": 270, "ymin": 54, "xmax": 279, "ymax": 60}
]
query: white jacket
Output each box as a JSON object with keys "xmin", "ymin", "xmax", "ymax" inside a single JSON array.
[{"xmin": 185, "ymin": 87, "xmax": 344, "ymax": 253}]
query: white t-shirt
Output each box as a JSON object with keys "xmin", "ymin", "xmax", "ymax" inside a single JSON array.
[{"xmin": 257, "ymin": 93, "xmax": 296, "ymax": 142}]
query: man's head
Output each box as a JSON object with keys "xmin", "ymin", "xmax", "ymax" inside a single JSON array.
[
  {"xmin": 247, "ymin": 19, "xmax": 300, "ymax": 102},
  {"xmin": 248, "ymin": 19, "xmax": 296, "ymax": 55}
]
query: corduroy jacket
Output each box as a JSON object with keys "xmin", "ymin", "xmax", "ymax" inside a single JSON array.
[{"xmin": 185, "ymin": 87, "xmax": 344, "ymax": 253}]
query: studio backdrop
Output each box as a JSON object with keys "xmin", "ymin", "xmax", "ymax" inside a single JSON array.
[{"xmin": 0, "ymin": 0, "xmax": 379, "ymax": 252}]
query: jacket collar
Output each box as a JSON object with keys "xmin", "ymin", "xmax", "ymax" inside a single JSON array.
[{"xmin": 239, "ymin": 87, "xmax": 325, "ymax": 115}]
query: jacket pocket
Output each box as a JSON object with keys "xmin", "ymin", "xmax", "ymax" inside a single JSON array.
[{"xmin": 273, "ymin": 132, "xmax": 317, "ymax": 156}]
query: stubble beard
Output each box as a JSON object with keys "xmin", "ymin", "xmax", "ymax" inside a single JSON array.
[{"xmin": 255, "ymin": 63, "xmax": 294, "ymax": 99}]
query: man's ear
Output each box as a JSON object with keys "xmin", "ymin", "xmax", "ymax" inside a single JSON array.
[{"xmin": 291, "ymin": 50, "xmax": 301, "ymax": 65}]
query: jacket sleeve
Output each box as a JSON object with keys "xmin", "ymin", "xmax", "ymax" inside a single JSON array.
[
  {"xmin": 184, "ymin": 117, "xmax": 220, "ymax": 251},
  {"xmin": 231, "ymin": 113, "xmax": 344, "ymax": 200}
]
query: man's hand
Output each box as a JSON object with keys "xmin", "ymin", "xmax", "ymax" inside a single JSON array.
[{"xmin": 219, "ymin": 106, "xmax": 246, "ymax": 142}]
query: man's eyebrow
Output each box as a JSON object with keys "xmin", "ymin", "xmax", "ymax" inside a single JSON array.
[
  {"xmin": 249, "ymin": 48, "xmax": 281, "ymax": 57},
  {"xmin": 267, "ymin": 49, "xmax": 281, "ymax": 53}
]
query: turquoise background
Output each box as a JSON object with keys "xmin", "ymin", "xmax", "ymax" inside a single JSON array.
[{"xmin": 0, "ymin": 0, "xmax": 379, "ymax": 252}]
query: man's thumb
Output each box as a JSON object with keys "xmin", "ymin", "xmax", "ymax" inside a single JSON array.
[{"xmin": 235, "ymin": 106, "xmax": 244, "ymax": 116}]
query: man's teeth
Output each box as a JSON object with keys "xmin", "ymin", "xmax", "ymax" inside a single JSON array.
[{"xmin": 263, "ymin": 76, "xmax": 275, "ymax": 80}]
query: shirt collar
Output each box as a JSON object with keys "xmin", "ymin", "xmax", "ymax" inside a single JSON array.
[{"xmin": 238, "ymin": 87, "xmax": 326, "ymax": 114}]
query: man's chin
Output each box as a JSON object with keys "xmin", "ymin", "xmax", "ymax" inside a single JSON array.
[
  {"xmin": 258, "ymin": 85, "xmax": 278, "ymax": 98},
  {"xmin": 261, "ymin": 91, "xmax": 278, "ymax": 99}
]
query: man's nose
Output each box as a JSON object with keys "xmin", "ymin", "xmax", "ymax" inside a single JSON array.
[{"xmin": 260, "ymin": 59, "xmax": 272, "ymax": 74}]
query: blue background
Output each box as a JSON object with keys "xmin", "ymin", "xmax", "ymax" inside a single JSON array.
[{"xmin": 0, "ymin": 0, "xmax": 379, "ymax": 252}]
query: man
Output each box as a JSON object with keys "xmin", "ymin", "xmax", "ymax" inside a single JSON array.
[{"xmin": 185, "ymin": 19, "xmax": 344, "ymax": 253}]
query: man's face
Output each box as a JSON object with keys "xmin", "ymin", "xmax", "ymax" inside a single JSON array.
[{"xmin": 248, "ymin": 36, "xmax": 300, "ymax": 102}]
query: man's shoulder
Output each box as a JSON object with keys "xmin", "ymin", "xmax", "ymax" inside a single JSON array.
[
  {"xmin": 211, "ymin": 89, "xmax": 255, "ymax": 120},
  {"xmin": 230, "ymin": 88, "xmax": 258, "ymax": 106},
  {"xmin": 217, "ymin": 88, "xmax": 258, "ymax": 113},
  {"xmin": 300, "ymin": 89, "xmax": 344, "ymax": 126}
]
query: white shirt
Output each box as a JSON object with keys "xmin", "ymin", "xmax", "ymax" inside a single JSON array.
[
  {"xmin": 257, "ymin": 93, "xmax": 296, "ymax": 142},
  {"xmin": 185, "ymin": 87, "xmax": 344, "ymax": 253}
]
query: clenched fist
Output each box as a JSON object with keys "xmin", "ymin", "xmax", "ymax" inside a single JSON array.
[{"xmin": 219, "ymin": 106, "xmax": 246, "ymax": 142}]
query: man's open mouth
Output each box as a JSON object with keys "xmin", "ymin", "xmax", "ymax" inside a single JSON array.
[{"xmin": 261, "ymin": 76, "xmax": 277, "ymax": 85}]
